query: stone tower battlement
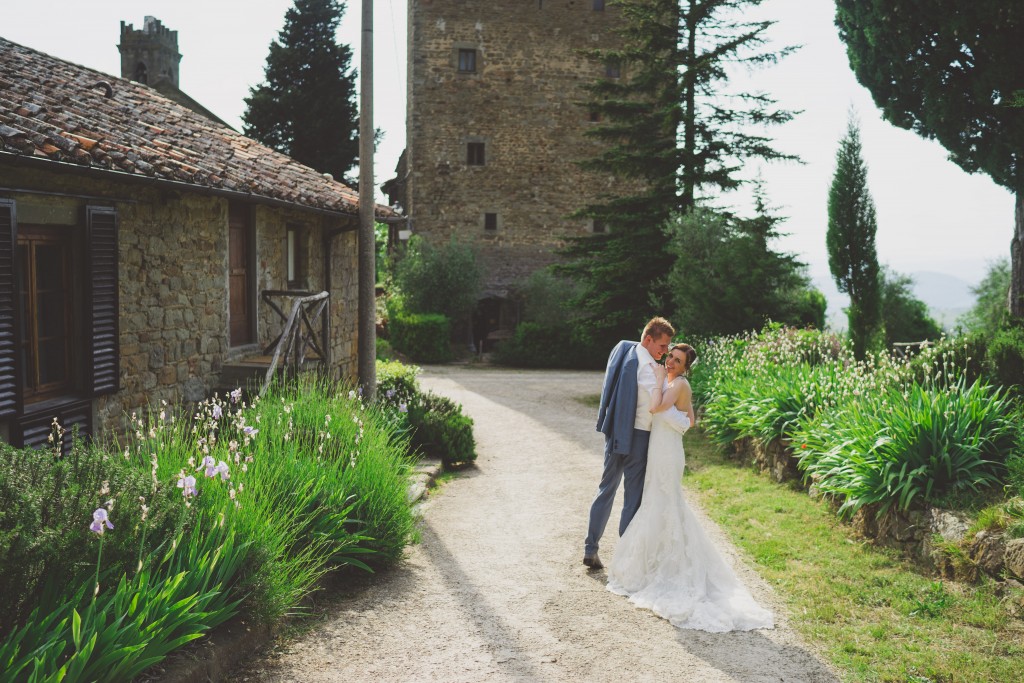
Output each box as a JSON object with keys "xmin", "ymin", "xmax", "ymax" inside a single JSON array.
[{"xmin": 118, "ymin": 16, "xmax": 181, "ymax": 88}]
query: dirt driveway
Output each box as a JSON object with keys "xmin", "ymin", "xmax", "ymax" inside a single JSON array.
[{"xmin": 232, "ymin": 366, "xmax": 838, "ymax": 682}]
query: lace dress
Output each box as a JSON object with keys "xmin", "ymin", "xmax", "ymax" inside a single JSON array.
[{"xmin": 606, "ymin": 403, "xmax": 774, "ymax": 632}]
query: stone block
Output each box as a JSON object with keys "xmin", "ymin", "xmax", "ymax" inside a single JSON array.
[
  {"xmin": 1005, "ymin": 538, "xmax": 1024, "ymax": 580},
  {"xmin": 969, "ymin": 531, "xmax": 1006, "ymax": 577},
  {"xmin": 928, "ymin": 509, "xmax": 970, "ymax": 542}
]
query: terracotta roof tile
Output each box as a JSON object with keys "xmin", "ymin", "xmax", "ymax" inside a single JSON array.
[{"xmin": 0, "ymin": 37, "xmax": 391, "ymax": 218}]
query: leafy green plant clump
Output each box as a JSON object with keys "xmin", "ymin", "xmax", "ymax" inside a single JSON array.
[
  {"xmin": 408, "ymin": 392, "xmax": 477, "ymax": 467},
  {"xmin": 0, "ymin": 377, "xmax": 417, "ymax": 682}
]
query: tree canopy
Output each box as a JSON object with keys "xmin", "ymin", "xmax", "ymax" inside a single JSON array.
[
  {"xmin": 961, "ymin": 258, "xmax": 1011, "ymax": 335},
  {"xmin": 879, "ymin": 268, "xmax": 942, "ymax": 346},
  {"xmin": 668, "ymin": 199, "xmax": 823, "ymax": 337},
  {"xmin": 243, "ymin": 0, "xmax": 359, "ymax": 181},
  {"xmin": 835, "ymin": 2, "xmax": 1024, "ymax": 315},
  {"xmin": 557, "ymin": 0, "xmax": 797, "ymax": 346}
]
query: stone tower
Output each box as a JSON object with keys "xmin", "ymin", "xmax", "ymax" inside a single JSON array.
[
  {"xmin": 406, "ymin": 0, "xmax": 619, "ymax": 339},
  {"xmin": 116, "ymin": 17, "xmax": 228, "ymax": 127},
  {"xmin": 118, "ymin": 16, "xmax": 181, "ymax": 88}
]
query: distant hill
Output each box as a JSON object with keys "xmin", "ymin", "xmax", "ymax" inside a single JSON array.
[{"xmin": 811, "ymin": 270, "xmax": 978, "ymax": 333}]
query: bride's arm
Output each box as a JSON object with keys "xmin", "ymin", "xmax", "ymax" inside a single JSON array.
[
  {"xmin": 650, "ymin": 379, "xmax": 683, "ymax": 414},
  {"xmin": 676, "ymin": 380, "xmax": 696, "ymax": 426}
]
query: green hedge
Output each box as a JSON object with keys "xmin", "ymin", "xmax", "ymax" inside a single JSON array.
[
  {"xmin": 492, "ymin": 322, "xmax": 605, "ymax": 369},
  {"xmin": 390, "ymin": 312, "xmax": 452, "ymax": 363},
  {"xmin": 408, "ymin": 392, "xmax": 477, "ymax": 467}
]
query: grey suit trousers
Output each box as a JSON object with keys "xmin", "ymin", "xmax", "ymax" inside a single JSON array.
[{"xmin": 584, "ymin": 428, "xmax": 650, "ymax": 556}]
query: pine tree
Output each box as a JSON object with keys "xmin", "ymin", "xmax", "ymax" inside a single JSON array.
[
  {"xmin": 668, "ymin": 193, "xmax": 821, "ymax": 336},
  {"xmin": 558, "ymin": 0, "xmax": 797, "ymax": 346},
  {"xmin": 243, "ymin": 0, "xmax": 359, "ymax": 181},
  {"xmin": 827, "ymin": 114, "xmax": 882, "ymax": 359}
]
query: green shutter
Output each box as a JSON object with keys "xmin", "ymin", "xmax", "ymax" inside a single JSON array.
[{"xmin": 85, "ymin": 206, "xmax": 119, "ymax": 396}]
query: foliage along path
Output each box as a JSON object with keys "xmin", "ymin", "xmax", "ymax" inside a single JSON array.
[{"xmin": 230, "ymin": 366, "xmax": 837, "ymax": 682}]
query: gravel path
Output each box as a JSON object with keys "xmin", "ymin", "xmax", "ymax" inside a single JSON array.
[{"xmin": 230, "ymin": 366, "xmax": 839, "ymax": 682}]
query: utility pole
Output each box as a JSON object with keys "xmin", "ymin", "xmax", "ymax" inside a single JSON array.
[{"xmin": 357, "ymin": 0, "xmax": 376, "ymax": 400}]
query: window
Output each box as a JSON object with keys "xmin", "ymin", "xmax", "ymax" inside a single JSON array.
[
  {"xmin": 605, "ymin": 59, "xmax": 621, "ymax": 79},
  {"xmin": 18, "ymin": 227, "xmax": 73, "ymax": 401},
  {"xmin": 484, "ymin": 213, "xmax": 498, "ymax": 231},
  {"xmin": 589, "ymin": 109, "xmax": 602, "ymax": 123},
  {"xmin": 286, "ymin": 225, "xmax": 308, "ymax": 289},
  {"xmin": 0, "ymin": 200, "xmax": 117, "ymax": 447},
  {"xmin": 458, "ymin": 48, "xmax": 477, "ymax": 73},
  {"xmin": 593, "ymin": 0, "xmax": 605, "ymax": 10},
  {"xmin": 591, "ymin": 218, "xmax": 606, "ymax": 234},
  {"xmin": 467, "ymin": 141, "xmax": 486, "ymax": 166}
]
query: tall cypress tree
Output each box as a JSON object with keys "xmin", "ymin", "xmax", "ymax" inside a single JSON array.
[
  {"xmin": 827, "ymin": 114, "xmax": 882, "ymax": 359},
  {"xmin": 243, "ymin": 0, "xmax": 359, "ymax": 181},
  {"xmin": 558, "ymin": 0, "xmax": 796, "ymax": 346}
]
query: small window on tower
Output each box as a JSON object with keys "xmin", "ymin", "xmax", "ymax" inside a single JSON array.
[
  {"xmin": 592, "ymin": 219, "xmax": 606, "ymax": 234},
  {"xmin": 458, "ymin": 48, "xmax": 477, "ymax": 73},
  {"xmin": 484, "ymin": 213, "xmax": 498, "ymax": 231},
  {"xmin": 467, "ymin": 141, "xmax": 486, "ymax": 166},
  {"xmin": 593, "ymin": 0, "xmax": 606, "ymax": 10},
  {"xmin": 605, "ymin": 59, "xmax": 621, "ymax": 79}
]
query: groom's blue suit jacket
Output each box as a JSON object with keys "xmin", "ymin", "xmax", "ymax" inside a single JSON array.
[{"xmin": 596, "ymin": 340, "xmax": 639, "ymax": 456}]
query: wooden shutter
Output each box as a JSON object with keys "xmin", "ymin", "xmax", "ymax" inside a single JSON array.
[
  {"xmin": 0, "ymin": 200, "xmax": 20, "ymax": 417},
  {"xmin": 85, "ymin": 206, "xmax": 119, "ymax": 396}
]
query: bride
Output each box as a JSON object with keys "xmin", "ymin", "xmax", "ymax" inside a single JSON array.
[{"xmin": 607, "ymin": 343, "xmax": 774, "ymax": 632}]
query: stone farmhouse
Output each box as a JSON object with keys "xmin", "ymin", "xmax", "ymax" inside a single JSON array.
[
  {"xmin": 0, "ymin": 34, "xmax": 386, "ymax": 449},
  {"xmin": 401, "ymin": 0, "xmax": 619, "ymax": 344}
]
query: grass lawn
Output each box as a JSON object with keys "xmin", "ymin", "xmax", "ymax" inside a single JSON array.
[{"xmin": 683, "ymin": 430, "xmax": 1024, "ymax": 683}]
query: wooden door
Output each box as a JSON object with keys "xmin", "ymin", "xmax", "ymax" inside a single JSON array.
[{"xmin": 229, "ymin": 204, "xmax": 253, "ymax": 346}]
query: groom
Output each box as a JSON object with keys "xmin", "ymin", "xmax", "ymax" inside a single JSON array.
[{"xmin": 583, "ymin": 316, "xmax": 675, "ymax": 569}]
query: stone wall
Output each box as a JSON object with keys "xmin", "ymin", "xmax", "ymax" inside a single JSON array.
[
  {"xmin": 728, "ymin": 435, "xmax": 1024, "ymax": 589},
  {"xmin": 407, "ymin": 0, "xmax": 621, "ymax": 292},
  {"xmin": 0, "ymin": 165, "xmax": 359, "ymax": 439}
]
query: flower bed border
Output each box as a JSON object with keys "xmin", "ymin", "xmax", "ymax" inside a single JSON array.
[{"xmin": 725, "ymin": 435, "xmax": 1024, "ymax": 586}]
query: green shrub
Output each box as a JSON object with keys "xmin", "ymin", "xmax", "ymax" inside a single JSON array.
[
  {"xmin": 0, "ymin": 436, "xmax": 184, "ymax": 637},
  {"xmin": 408, "ymin": 392, "xmax": 477, "ymax": 466},
  {"xmin": 393, "ymin": 236, "xmax": 481, "ymax": 323},
  {"xmin": 376, "ymin": 359, "xmax": 420, "ymax": 403},
  {"xmin": 905, "ymin": 333, "xmax": 988, "ymax": 387},
  {"xmin": 986, "ymin": 324, "xmax": 1024, "ymax": 391},
  {"xmin": 0, "ymin": 378, "xmax": 418, "ymax": 680},
  {"xmin": 1007, "ymin": 455, "xmax": 1024, "ymax": 498},
  {"xmin": 792, "ymin": 375, "xmax": 1018, "ymax": 518},
  {"xmin": 492, "ymin": 322, "xmax": 605, "ymax": 369},
  {"xmin": 376, "ymin": 337, "xmax": 395, "ymax": 360},
  {"xmin": 390, "ymin": 311, "xmax": 452, "ymax": 363}
]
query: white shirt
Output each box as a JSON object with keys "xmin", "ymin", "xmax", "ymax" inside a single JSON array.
[{"xmin": 634, "ymin": 344, "xmax": 659, "ymax": 430}]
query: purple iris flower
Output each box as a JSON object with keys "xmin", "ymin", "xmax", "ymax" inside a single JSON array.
[
  {"xmin": 214, "ymin": 460, "xmax": 230, "ymax": 481},
  {"xmin": 200, "ymin": 455, "xmax": 217, "ymax": 477},
  {"xmin": 177, "ymin": 473, "xmax": 197, "ymax": 497},
  {"xmin": 90, "ymin": 508, "xmax": 114, "ymax": 535}
]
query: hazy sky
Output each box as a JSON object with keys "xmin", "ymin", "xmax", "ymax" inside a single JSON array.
[{"xmin": 2, "ymin": 0, "xmax": 1014, "ymax": 291}]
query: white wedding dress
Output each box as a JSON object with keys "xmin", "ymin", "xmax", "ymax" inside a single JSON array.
[{"xmin": 607, "ymin": 400, "xmax": 774, "ymax": 632}]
